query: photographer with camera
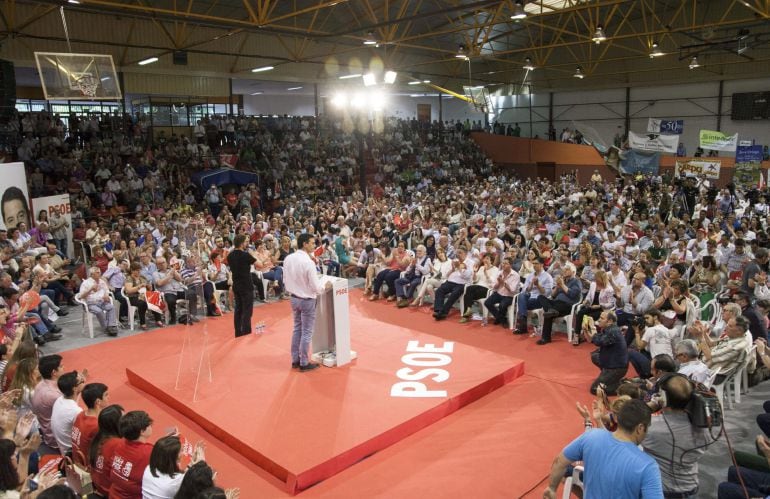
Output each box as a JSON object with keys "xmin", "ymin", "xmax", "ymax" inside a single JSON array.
[
  {"xmin": 628, "ymin": 309, "xmax": 679, "ymax": 379},
  {"xmin": 643, "ymin": 374, "xmax": 715, "ymax": 499}
]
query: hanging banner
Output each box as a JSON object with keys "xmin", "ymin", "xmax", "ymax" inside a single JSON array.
[
  {"xmin": 620, "ymin": 149, "xmax": 660, "ymax": 175},
  {"xmin": 572, "ymin": 120, "xmax": 609, "ymax": 154},
  {"xmin": 31, "ymin": 194, "xmax": 73, "ymax": 258},
  {"xmin": 675, "ymin": 160, "xmax": 721, "ymax": 179},
  {"xmin": 647, "ymin": 118, "xmax": 684, "ymax": 135},
  {"xmin": 628, "ymin": 131, "xmax": 678, "ymax": 153},
  {"xmin": 734, "ymin": 144, "xmax": 763, "ymax": 190},
  {"xmin": 699, "ymin": 130, "xmax": 738, "ymax": 152}
]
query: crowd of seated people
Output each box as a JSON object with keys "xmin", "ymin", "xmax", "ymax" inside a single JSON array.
[
  {"xmin": 4, "ymin": 109, "xmax": 770, "ymax": 497},
  {"xmin": 0, "ymin": 309, "xmax": 239, "ymax": 498}
]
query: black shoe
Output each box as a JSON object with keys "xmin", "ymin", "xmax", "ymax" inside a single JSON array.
[
  {"xmin": 107, "ymin": 327, "xmax": 118, "ymax": 337},
  {"xmin": 50, "ymin": 326, "xmax": 62, "ymax": 334},
  {"xmin": 292, "ymin": 362, "xmax": 300, "ymax": 369},
  {"xmin": 536, "ymin": 338, "xmax": 551, "ymax": 345},
  {"xmin": 299, "ymin": 363, "xmax": 320, "ymax": 372},
  {"xmin": 513, "ymin": 328, "xmax": 527, "ymax": 335},
  {"xmin": 56, "ymin": 309, "xmax": 68, "ymax": 317},
  {"xmin": 169, "ymin": 320, "xmax": 177, "ymax": 325},
  {"xmin": 492, "ymin": 317, "xmax": 502, "ymax": 325},
  {"xmin": 34, "ymin": 336, "xmax": 46, "ymax": 346},
  {"xmin": 43, "ymin": 333, "xmax": 62, "ymax": 341}
]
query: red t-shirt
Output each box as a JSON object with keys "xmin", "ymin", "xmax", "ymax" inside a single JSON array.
[
  {"xmin": 91, "ymin": 436, "xmax": 122, "ymax": 496},
  {"xmin": 108, "ymin": 439, "xmax": 153, "ymax": 499},
  {"xmin": 71, "ymin": 413, "xmax": 98, "ymax": 467}
]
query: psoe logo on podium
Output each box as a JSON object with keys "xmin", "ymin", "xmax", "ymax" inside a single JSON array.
[{"xmin": 335, "ymin": 287, "xmax": 348, "ymax": 296}]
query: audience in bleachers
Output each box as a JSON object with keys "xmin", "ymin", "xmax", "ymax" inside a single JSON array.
[{"xmin": 0, "ymin": 109, "xmax": 768, "ymax": 496}]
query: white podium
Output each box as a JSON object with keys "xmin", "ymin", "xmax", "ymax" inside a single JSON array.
[{"xmin": 311, "ymin": 275, "xmax": 357, "ymax": 367}]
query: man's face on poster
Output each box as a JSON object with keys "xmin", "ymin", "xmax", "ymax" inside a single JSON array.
[{"xmin": 2, "ymin": 197, "xmax": 29, "ymax": 230}]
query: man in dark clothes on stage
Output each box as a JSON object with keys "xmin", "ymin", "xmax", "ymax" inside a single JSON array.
[{"xmin": 228, "ymin": 234, "xmax": 258, "ymax": 337}]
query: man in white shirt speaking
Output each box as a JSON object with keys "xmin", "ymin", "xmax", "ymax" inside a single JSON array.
[{"xmin": 283, "ymin": 233, "xmax": 332, "ymax": 372}]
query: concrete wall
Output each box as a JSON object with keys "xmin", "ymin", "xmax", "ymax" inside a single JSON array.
[{"xmin": 493, "ymin": 77, "xmax": 770, "ymax": 157}]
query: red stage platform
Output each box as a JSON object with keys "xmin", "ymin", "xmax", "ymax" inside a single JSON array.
[{"xmin": 126, "ymin": 304, "xmax": 524, "ymax": 494}]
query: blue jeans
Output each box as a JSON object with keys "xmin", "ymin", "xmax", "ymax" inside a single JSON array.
[
  {"xmin": 718, "ymin": 466, "xmax": 770, "ymax": 498},
  {"xmin": 516, "ymin": 292, "xmax": 543, "ymax": 318},
  {"xmin": 394, "ymin": 276, "xmax": 421, "ymax": 299},
  {"xmin": 291, "ymin": 296, "xmax": 317, "ymax": 366},
  {"xmin": 262, "ymin": 267, "xmax": 284, "ymax": 293},
  {"xmin": 484, "ymin": 293, "xmax": 513, "ymax": 324}
]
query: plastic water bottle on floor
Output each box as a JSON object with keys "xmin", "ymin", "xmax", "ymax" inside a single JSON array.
[{"xmin": 255, "ymin": 321, "xmax": 265, "ymax": 334}]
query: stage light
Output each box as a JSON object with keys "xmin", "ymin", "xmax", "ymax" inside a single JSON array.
[
  {"xmin": 250, "ymin": 91, "xmax": 263, "ymax": 95},
  {"xmin": 363, "ymin": 73, "xmax": 377, "ymax": 86},
  {"xmin": 511, "ymin": 1, "xmax": 526, "ymax": 20},
  {"xmin": 384, "ymin": 71, "xmax": 397, "ymax": 84},
  {"xmin": 363, "ymin": 31, "xmax": 378, "ymax": 45},
  {"xmin": 371, "ymin": 90, "xmax": 386, "ymax": 110},
  {"xmin": 592, "ymin": 25, "xmax": 607, "ymax": 44},
  {"xmin": 350, "ymin": 92, "xmax": 365, "ymax": 108},
  {"xmin": 523, "ymin": 57, "xmax": 535, "ymax": 70},
  {"xmin": 339, "ymin": 73, "xmax": 362, "ymax": 79},
  {"xmin": 251, "ymin": 66, "xmax": 274, "ymax": 73},
  {"xmin": 138, "ymin": 57, "xmax": 159, "ymax": 66},
  {"xmin": 689, "ymin": 56, "xmax": 700, "ymax": 69},
  {"xmin": 649, "ymin": 42, "xmax": 664, "ymax": 58},
  {"xmin": 331, "ymin": 93, "xmax": 348, "ymax": 107},
  {"xmin": 408, "ymin": 81, "xmax": 421, "ymax": 85},
  {"xmin": 287, "ymin": 86, "xmax": 303, "ymax": 91},
  {"xmin": 573, "ymin": 67, "xmax": 584, "ymax": 79}
]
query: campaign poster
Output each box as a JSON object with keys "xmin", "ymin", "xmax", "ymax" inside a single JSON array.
[
  {"xmin": 31, "ymin": 194, "xmax": 74, "ymax": 258},
  {"xmin": 0, "ymin": 162, "xmax": 32, "ymax": 231}
]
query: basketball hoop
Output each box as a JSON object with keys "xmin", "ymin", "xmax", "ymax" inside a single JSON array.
[{"xmin": 74, "ymin": 74, "xmax": 99, "ymax": 98}]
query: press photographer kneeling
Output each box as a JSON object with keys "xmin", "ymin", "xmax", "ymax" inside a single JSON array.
[{"xmin": 643, "ymin": 373, "xmax": 720, "ymax": 499}]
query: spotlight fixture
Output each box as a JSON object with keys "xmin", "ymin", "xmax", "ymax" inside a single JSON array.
[
  {"xmin": 251, "ymin": 66, "xmax": 274, "ymax": 73},
  {"xmin": 138, "ymin": 57, "xmax": 159, "ymax": 66},
  {"xmin": 573, "ymin": 67, "xmax": 584, "ymax": 79},
  {"xmin": 287, "ymin": 86, "xmax": 303, "ymax": 91},
  {"xmin": 511, "ymin": 1, "xmax": 527, "ymax": 20},
  {"xmin": 338, "ymin": 73, "xmax": 362, "ymax": 79},
  {"xmin": 688, "ymin": 56, "xmax": 700, "ymax": 69},
  {"xmin": 250, "ymin": 91, "xmax": 263, "ymax": 95},
  {"xmin": 363, "ymin": 73, "xmax": 377, "ymax": 86},
  {"xmin": 363, "ymin": 31, "xmax": 378, "ymax": 45},
  {"xmin": 592, "ymin": 25, "xmax": 607, "ymax": 44},
  {"xmin": 408, "ymin": 81, "xmax": 421, "ymax": 85},
  {"xmin": 423, "ymin": 79, "xmax": 431, "ymax": 83},
  {"xmin": 523, "ymin": 57, "xmax": 535, "ymax": 70},
  {"xmin": 456, "ymin": 45, "xmax": 469, "ymax": 60},
  {"xmin": 384, "ymin": 70, "xmax": 397, "ymax": 84},
  {"xmin": 649, "ymin": 42, "xmax": 664, "ymax": 58}
]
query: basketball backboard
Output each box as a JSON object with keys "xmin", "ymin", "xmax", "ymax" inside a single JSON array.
[
  {"xmin": 463, "ymin": 85, "xmax": 491, "ymax": 113},
  {"xmin": 34, "ymin": 52, "xmax": 121, "ymax": 100}
]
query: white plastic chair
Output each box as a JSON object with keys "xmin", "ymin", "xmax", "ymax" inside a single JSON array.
[
  {"xmin": 713, "ymin": 370, "xmax": 737, "ymax": 410},
  {"xmin": 119, "ymin": 299, "xmax": 138, "ymax": 331},
  {"xmin": 562, "ymin": 464, "xmax": 584, "ymax": 499},
  {"xmin": 74, "ymin": 294, "xmax": 115, "ymax": 338},
  {"xmin": 704, "ymin": 367, "xmax": 720, "ymax": 390},
  {"xmin": 732, "ymin": 344, "xmax": 756, "ymax": 404},
  {"xmin": 529, "ymin": 303, "xmax": 580, "ymax": 342},
  {"xmin": 213, "ymin": 288, "xmax": 229, "ymax": 312}
]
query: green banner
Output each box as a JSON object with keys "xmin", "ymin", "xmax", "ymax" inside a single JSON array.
[{"xmin": 699, "ymin": 130, "xmax": 738, "ymax": 152}]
